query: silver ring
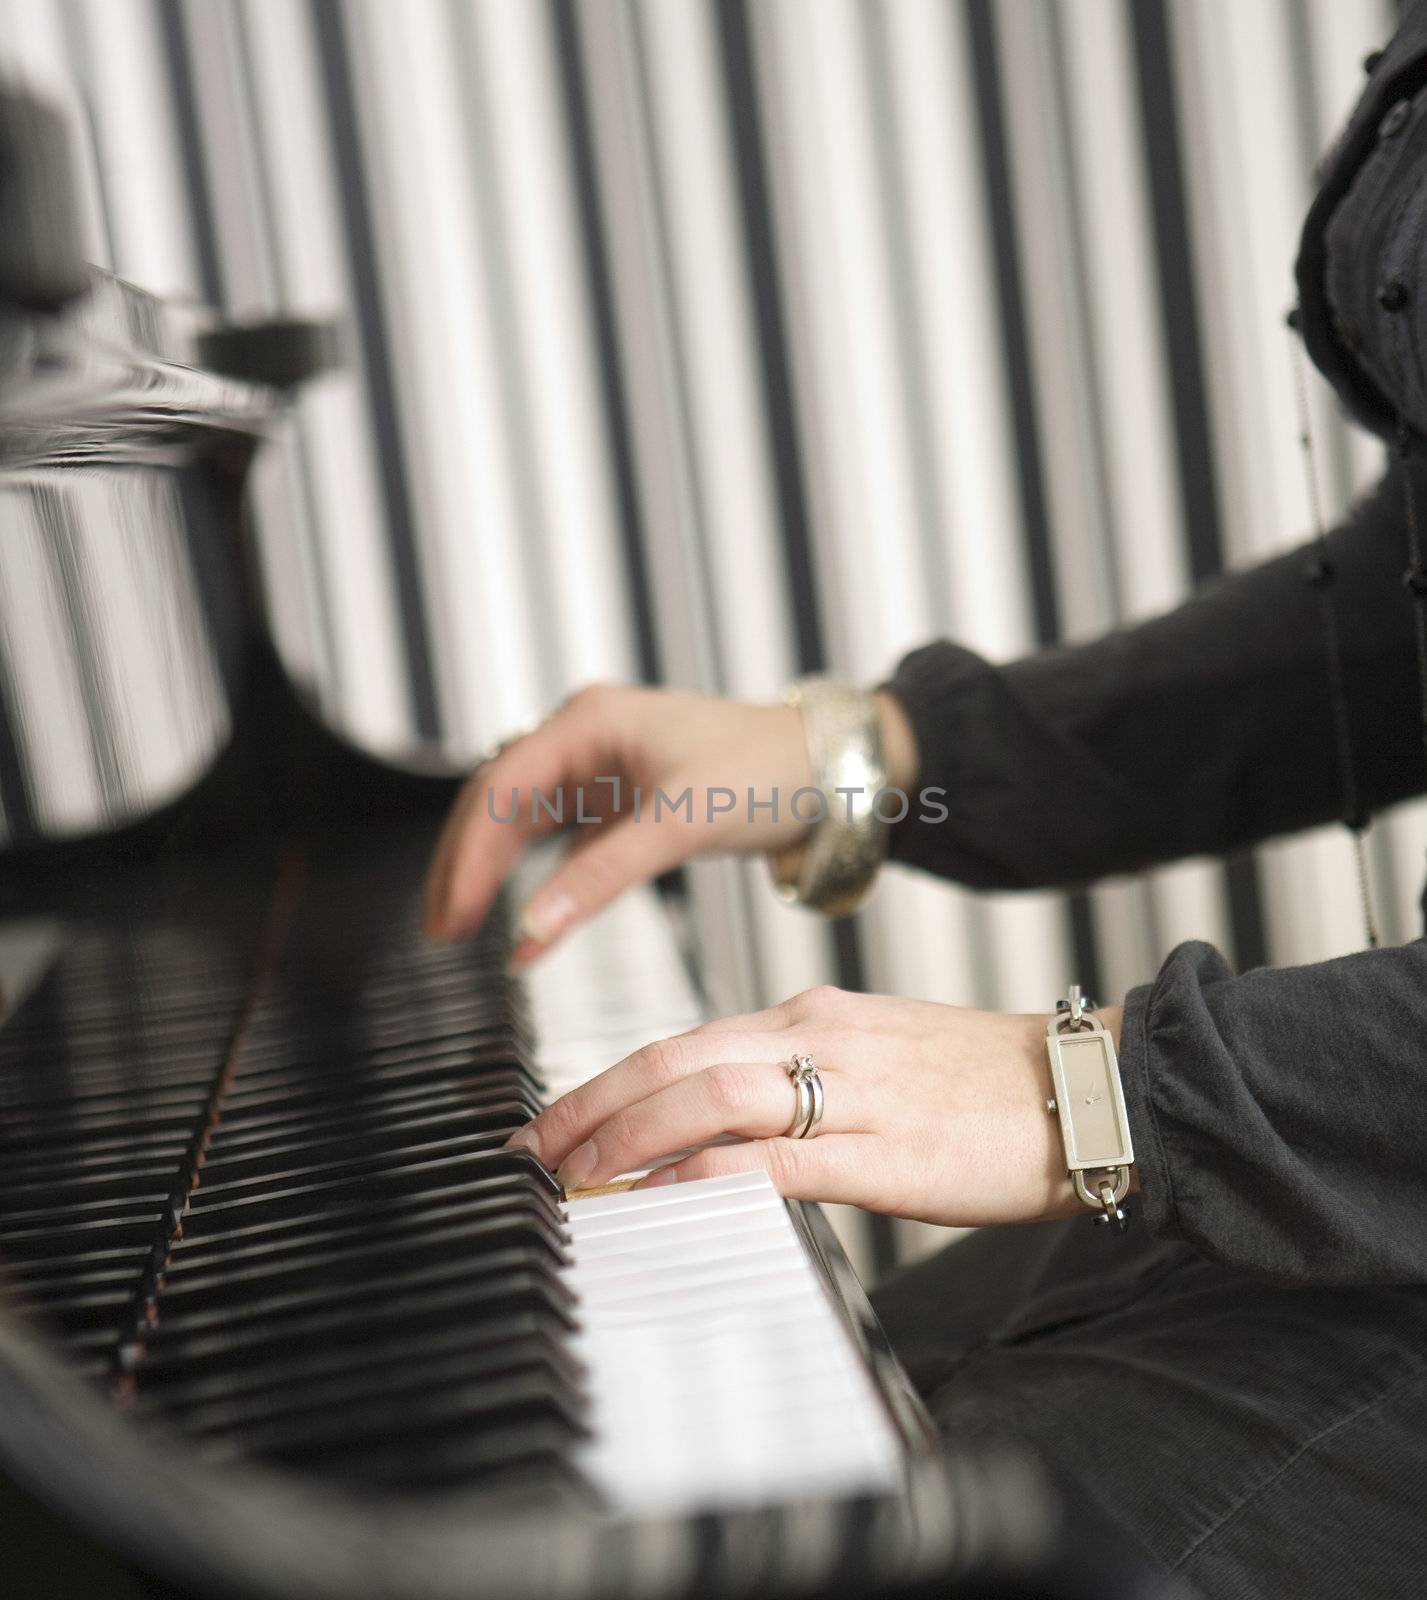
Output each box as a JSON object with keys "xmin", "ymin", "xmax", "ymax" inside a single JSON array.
[
  {"xmin": 785, "ymin": 1071, "xmax": 811, "ymax": 1139},
  {"xmin": 783, "ymin": 1053, "xmax": 824, "ymax": 1139}
]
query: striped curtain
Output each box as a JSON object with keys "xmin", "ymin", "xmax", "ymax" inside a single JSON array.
[{"xmin": 0, "ymin": 0, "xmax": 1407, "ymax": 1275}]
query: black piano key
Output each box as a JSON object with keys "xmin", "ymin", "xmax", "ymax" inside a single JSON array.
[
  {"xmin": 0, "ymin": 1085, "xmax": 211, "ymax": 1125},
  {"xmin": 202, "ymin": 1083, "xmax": 541, "ymax": 1153},
  {"xmin": 31, "ymin": 1288, "xmax": 133, "ymax": 1335},
  {"xmin": 155, "ymin": 1211, "xmax": 569, "ymax": 1314},
  {"xmin": 133, "ymin": 1265, "xmax": 577, "ymax": 1380},
  {"xmin": 193, "ymin": 1366, "xmax": 585, "ymax": 1470},
  {"xmin": 0, "ymin": 1167, "xmax": 185, "ymax": 1208},
  {"xmin": 280, "ymin": 1416, "xmax": 584, "ymax": 1494},
  {"xmin": 138, "ymin": 1308, "xmax": 577, "ymax": 1416},
  {"xmin": 1, "ymin": 1242, "xmax": 151, "ymax": 1278},
  {"xmin": 161, "ymin": 1189, "xmax": 565, "ymax": 1281},
  {"xmin": 178, "ymin": 1145, "xmax": 555, "ymax": 1236},
  {"xmin": 223, "ymin": 1036, "xmax": 541, "ymax": 1090},
  {"xmin": 184, "ymin": 1129, "xmax": 519, "ymax": 1207},
  {"xmin": 61, "ymin": 1324, "xmax": 130, "ymax": 1361},
  {"xmin": 0, "ymin": 1195, "xmax": 173, "ymax": 1233},
  {"xmin": 163, "ymin": 1174, "xmax": 562, "ymax": 1266},
  {"xmin": 144, "ymin": 1247, "xmax": 574, "ymax": 1345},
  {"xmin": 261, "ymin": 1022, "xmax": 532, "ymax": 1062},
  {"xmin": 0, "ymin": 1135, "xmax": 191, "ymax": 1177},
  {"xmin": 175, "ymin": 1346, "xmax": 581, "ymax": 1443},
  {"xmin": 251, "ymin": 985, "xmax": 518, "ymax": 1031},
  {"xmin": 193, "ymin": 1106, "xmax": 529, "ymax": 1186},
  {"xmin": 9, "ymin": 1258, "xmax": 146, "ymax": 1297},
  {"xmin": 0, "ymin": 851, "xmax": 603, "ymax": 1505},
  {"xmin": 0, "ymin": 1217, "xmax": 161, "ymax": 1255}
]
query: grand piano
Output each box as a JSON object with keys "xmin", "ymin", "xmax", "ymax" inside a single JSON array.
[{"xmin": 0, "ymin": 80, "xmax": 1155, "ymax": 1600}]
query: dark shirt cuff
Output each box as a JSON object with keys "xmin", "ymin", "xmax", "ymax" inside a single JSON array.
[
  {"xmin": 879, "ymin": 641, "xmax": 995, "ymax": 880},
  {"xmin": 1116, "ymin": 937, "xmax": 1427, "ymax": 1286},
  {"xmin": 1118, "ymin": 957, "xmax": 1196, "ymax": 1254}
]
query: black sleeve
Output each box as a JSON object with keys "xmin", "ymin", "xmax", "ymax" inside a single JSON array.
[
  {"xmin": 1119, "ymin": 938, "xmax": 1427, "ymax": 1285},
  {"xmin": 883, "ymin": 459, "xmax": 1426, "ymax": 889}
]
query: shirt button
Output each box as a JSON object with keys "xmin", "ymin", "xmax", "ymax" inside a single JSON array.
[
  {"xmin": 1364, "ymin": 49, "xmax": 1384, "ymax": 74},
  {"xmin": 1378, "ymin": 278, "xmax": 1411, "ymax": 312},
  {"xmin": 1380, "ymin": 98, "xmax": 1412, "ymax": 139}
]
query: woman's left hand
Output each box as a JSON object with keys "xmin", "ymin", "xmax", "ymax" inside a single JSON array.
[{"xmin": 506, "ymin": 985, "xmax": 1125, "ymax": 1228}]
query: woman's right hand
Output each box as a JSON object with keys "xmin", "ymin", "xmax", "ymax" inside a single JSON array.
[
  {"xmin": 423, "ymin": 685, "xmax": 805, "ymax": 966},
  {"xmin": 422, "ymin": 682, "xmax": 917, "ymax": 969}
]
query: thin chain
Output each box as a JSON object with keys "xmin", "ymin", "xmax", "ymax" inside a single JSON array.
[{"xmin": 1287, "ymin": 314, "xmax": 1379, "ymax": 949}]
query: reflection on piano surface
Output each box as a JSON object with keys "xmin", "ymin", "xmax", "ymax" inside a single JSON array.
[{"xmin": 0, "ymin": 78, "xmax": 1147, "ymax": 1600}]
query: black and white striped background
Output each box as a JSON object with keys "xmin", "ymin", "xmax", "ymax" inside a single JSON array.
[{"xmin": 0, "ymin": 0, "xmax": 1409, "ymax": 1272}]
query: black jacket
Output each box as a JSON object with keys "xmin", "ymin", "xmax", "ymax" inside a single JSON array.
[{"xmin": 886, "ymin": 4, "xmax": 1427, "ymax": 1288}]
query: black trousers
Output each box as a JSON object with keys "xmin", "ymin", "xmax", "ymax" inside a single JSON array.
[{"xmin": 869, "ymin": 1217, "xmax": 1427, "ymax": 1598}]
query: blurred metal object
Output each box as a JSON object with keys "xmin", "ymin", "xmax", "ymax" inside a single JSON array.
[
  {"xmin": 0, "ymin": 77, "xmax": 89, "ymax": 312},
  {"xmin": 767, "ymin": 678, "xmax": 890, "ymax": 918},
  {"xmin": 197, "ymin": 317, "xmax": 343, "ymax": 392},
  {"xmin": 0, "ymin": 265, "xmax": 278, "ymax": 850}
]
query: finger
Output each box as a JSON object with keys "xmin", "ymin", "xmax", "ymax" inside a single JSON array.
[
  {"xmin": 560, "ymin": 1060, "xmax": 869, "ymax": 1188},
  {"xmin": 506, "ymin": 1029, "xmax": 782, "ymax": 1169},
  {"xmin": 510, "ymin": 791, "xmax": 708, "ymax": 967},
  {"xmin": 425, "ymin": 702, "xmax": 612, "ymax": 941},
  {"xmin": 424, "ymin": 772, "xmax": 488, "ymax": 936},
  {"xmin": 635, "ymin": 1132, "xmax": 877, "ymax": 1204}
]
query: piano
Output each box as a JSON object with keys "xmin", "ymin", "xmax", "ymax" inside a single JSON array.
[{"xmin": 0, "ymin": 79, "xmax": 1150, "ymax": 1600}]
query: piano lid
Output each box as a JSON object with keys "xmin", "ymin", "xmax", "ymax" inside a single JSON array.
[
  {"xmin": 0, "ymin": 269, "xmax": 259, "ymax": 856},
  {"xmin": 0, "ymin": 242, "xmax": 450, "ymax": 876}
]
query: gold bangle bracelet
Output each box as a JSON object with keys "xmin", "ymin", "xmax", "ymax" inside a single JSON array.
[{"xmin": 766, "ymin": 679, "xmax": 890, "ymax": 917}]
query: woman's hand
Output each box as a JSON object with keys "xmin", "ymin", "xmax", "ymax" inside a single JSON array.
[
  {"xmin": 507, "ymin": 985, "xmax": 1126, "ymax": 1228},
  {"xmin": 424, "ymin": 683, "xmax": 919, "ymax": 966}
]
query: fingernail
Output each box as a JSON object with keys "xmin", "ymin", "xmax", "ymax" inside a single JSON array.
[
  {"xmin": 637, "ymin": 1165, "xmax": 678, "ymax": 1189},
  {"xmin": 520, "ymin": 892, "xmax": 578, "ymax": 947},
  {"xmin": 505, "ymin": 937, "xmax": 541, "ymax": 976},
  {"xmin": 556, "ymin": 1140, "xmax": 597, "ymax": 1190},
  {"xmin": 506, "ymin": 1126, "xmax": 543, "ymax": 1161}
]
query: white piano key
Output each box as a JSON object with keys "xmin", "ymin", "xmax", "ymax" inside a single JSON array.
[
  {"xmin": 565, "ymin": 1171, "xmax": 903, "ymax": 1514},
  {"xmin": 568, "ymin": 1217, "xmax": 789, "ymax": 1267},
  {"xmin": 564, "ymin": 1170, "xmax": 769, "ymax": 1218}
]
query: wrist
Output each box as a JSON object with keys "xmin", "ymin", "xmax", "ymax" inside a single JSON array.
[{"xmin": 874, "ymin": 689, "xmax": 919, "ymax": 792}]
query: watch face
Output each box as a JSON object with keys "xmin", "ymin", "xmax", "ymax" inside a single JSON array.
[{"xmin": 1053, "ymin": 1032, "xmax": 1131, "ymax": 1168}]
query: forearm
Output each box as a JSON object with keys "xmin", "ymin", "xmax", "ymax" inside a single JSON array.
[{"xmin": 884, "ymin": 461, "xmax": 1424, "ymax": 889}]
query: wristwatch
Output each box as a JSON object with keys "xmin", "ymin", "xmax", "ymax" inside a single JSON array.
[{"xmin": 1045, "ymin": 986, "xmax": 1135, "ymax": 1231}]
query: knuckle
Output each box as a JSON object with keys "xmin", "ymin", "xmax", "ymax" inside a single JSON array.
[
  {"xmin": 538, "ymin": 1096, "xmax": 580, "ymax": 1147},
  {"xmin": 703, "ymin": 1061, "xmax": 753, "ymax": 1117},
  {"xmin": 568, "ymin": 681, "xmax": 621, "ymax": 717},
  {"xmin": 599, "ymin": 1105, "xmax": 640, "ymax": 1159},
  {"xmin": 789, "ymin": 984, "xmax": 845, "ymax": 1018},
  {"xmin": 637, "ymin": 1035, "xmax": 689, "ymax": 1088},
  {"xmin": 764, "ymin": 1138, "xmax": 805, "ymax": 1190}
]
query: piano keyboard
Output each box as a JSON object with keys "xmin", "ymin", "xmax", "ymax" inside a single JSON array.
[
  {"xmin": 517, "ymin": 871, "xmax": 704, "ymax": 1103},
  {"xmin": 0, "ymin": 837, "xmax": 917, "ymax": 1519},
  {"xmin": 567, "ymin": 1172, "xmax": 902, "ymax": 1514}
]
